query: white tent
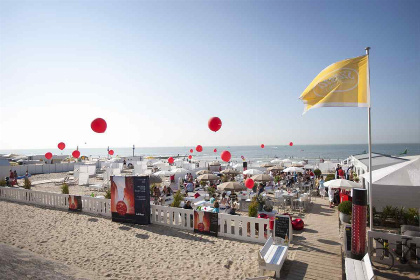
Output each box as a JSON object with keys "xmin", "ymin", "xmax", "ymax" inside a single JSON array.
[
  {"xmin": 361, "ymin": 157, "xmax": 420, "ymax": 186},
  {"xmin": 243, "ymin": 169, "xmax": 263, "ymax": 175},
  {"xmin": 271, "ymin": 159, "xmax": 283, "ymax": 163},
  {"xmin": 283, "ymin": 167, "xmax": 305, "ymax": 173},
  {"xmin": 154, "ymin": 170, "xmax": 174, "ymax": 176}
]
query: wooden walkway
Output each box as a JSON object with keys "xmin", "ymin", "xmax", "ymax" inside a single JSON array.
[{"xmin": 280, "ymin": 198, "xmax": 343, "ymax": 280}]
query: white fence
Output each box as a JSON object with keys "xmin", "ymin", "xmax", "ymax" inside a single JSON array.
[
  {"xmin": 0, "ymin": 162, "xmax": 76, "ymax": 179},
  {"xmin": 0, "ymin": 187, "xmax": 111, "ymax": 217},
  {"xmin": 1, "ymin": 187, "xmax": 273, "ymax": 244},
  {"xmin": 368, "ymin": 230, "xmax": 420, "ymax": 267}
]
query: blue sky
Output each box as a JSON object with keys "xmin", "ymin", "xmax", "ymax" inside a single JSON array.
[{"xmin": 0, "ymin": 0, "xmax": 419, "ymax": 149}]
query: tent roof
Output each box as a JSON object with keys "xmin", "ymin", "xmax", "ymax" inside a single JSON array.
[
  {"xmin": 361, "ymin": 157, "xmax": 420, "ymax": 186},
  {"xmin": 352, "ymin": 152, "xmax": 408, "ymax": 171}
]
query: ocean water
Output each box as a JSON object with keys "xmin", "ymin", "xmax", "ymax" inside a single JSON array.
[{"xmin": 1, "ymin": 143, "xmax": 419, "ymax": 162}]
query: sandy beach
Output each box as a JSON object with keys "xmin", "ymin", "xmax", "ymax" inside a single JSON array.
[{"xmin": 0, "ymin": 200, "xmax": 262, "ymax": 280}]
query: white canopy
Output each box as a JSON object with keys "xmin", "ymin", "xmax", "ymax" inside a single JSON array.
[
  {"xmin": 324, "ymin": 179, "xmax": 362, "ymax": 190},
  {"xmin": 154, "ymin": 170, "xmax": 174, "ymax": 176},
  {"xmin": 283, "ymin": 167, "xmax": 305, "ymax": 173},
  {"xmin": 243, "ymin": 169, "xmax": 263, "ymax": 175},
  {"xmin": 282, "ymin": 159, "xmax": 292, "ymax": 163},
  {"xmin": 360, "ymin": 157, "xmax": 420, "ymax": 186},
  {"xmin": 271, "ymin": 159, "xmax": 283, "ymax": 163},
  {"xmin": 171, "ymin": 168, "xmax": 189, "ymax": 173},
  {"xmin": 304, "ymin": 164, "xmax": 315, "ymax": 170}
]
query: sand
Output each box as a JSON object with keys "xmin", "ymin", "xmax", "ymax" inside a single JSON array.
[{"xmin": 0, "ymin": 200, "xmax": 262, "ymax": 280}]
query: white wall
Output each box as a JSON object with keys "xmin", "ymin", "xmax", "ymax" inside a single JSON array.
[
  {"xmin": 0, "ymin": 162, "xmax": 75, "ymax": 179},
  {"xmin": 372, "ymin": 183, "xmax": 420, "ymax": 211}
]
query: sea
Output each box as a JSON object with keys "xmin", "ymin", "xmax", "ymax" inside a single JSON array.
[{"xmin": 1, "ymin": 143, "xmax": 419, "ymax": 163}]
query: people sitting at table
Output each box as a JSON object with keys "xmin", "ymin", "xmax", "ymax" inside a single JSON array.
[
  {"xmin": 185, "ymin": 181, "xmax": 194, "ymax": 193},
  {"xmin": 183, "ymin": 201, "xmax": 193, "ymax": 209},
  {"xmin": 257, "ymin": 183, "xmax": 265, "ymax": 196},
  {"xmin": 212, "ymin": 201, "xmax": 220, "ymax": 213},
  {"xmin": 228, "ymin": 190, "xmax": 237, "ymax": 204},
  {"xmin": 209, "ymin": 194, "xmax": 216, "ymax": 204}
]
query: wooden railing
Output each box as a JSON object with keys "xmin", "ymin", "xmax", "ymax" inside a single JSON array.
[
  {"xmin": 0, "ymin": 187, "xmax": 111, "ymax": 217},
  {"xmin": 1, "ymin": 187, "xmax": 274, "ymax": 244}
]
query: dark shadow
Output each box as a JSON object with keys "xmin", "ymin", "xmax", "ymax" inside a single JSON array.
[
  {"xmin": 303, "ymin": 228, "xmax": 318, "ymax": 233},
  {"xmin": 317, "ymin": 239, "xmax": 341, "ymax": 245},
  {"xmin": 88, "ymin": 218, "xmax": 99, "ymax": 222},
  {"xmin": 374, "ymin": 269, "xmax": 419, "ymax": 280},
  {"xmin": 279, "ymin": 260, "xmax": 309, "ymax": 279},
  {"xmin": 118, "ymin": 226, "xmax": 131, "ymax": 231},
  {"xmin": 293, "ymin": 235, "xmax": 306, "ymax": 241},
  {"xmin": 135, "ymin": 233, "xmax": 149, "ymax": 239}
]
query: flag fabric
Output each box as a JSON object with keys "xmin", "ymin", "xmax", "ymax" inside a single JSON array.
[
  {"xmin": 400, "ymin": 149, "xmax": 408, "ymax": 155},
  {"xmin": 299, "ymin": 55, "xmax": 370, "ymax": 114}
]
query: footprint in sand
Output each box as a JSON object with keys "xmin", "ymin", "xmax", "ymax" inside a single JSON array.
[{"xmin": 224, "ymin": 260, "xmax": 233, "ymax": 269}]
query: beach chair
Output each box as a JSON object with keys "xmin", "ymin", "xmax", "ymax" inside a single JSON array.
[
  {"xmin": 88, "ymin": 178, "xmax": 109, "ymax": 191},
  {"xmin": 258, "ymin": 236, "xmax": 288, "ymax": 279}
]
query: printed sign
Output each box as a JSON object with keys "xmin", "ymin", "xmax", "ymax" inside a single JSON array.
[
  {"xmin": 274, "ymin": 215, "xmax": 290, "ymax": 244},
  {"xmin": 194, "ymin": 211, "xmax": 218, "ymax": 237},
  {"xmin": 68, "ymin": 195, "xmax": 82, "ymax": 212},
  {"xmin": 111, "ymin": 176, "xmax": 150, "ymax": 224}
]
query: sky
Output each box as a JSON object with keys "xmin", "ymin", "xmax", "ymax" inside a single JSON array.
[{"xmin": 0, "ymin": 0, "xmax": 419, "ymax": 150}]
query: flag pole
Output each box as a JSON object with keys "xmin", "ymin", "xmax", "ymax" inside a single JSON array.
[{"xmin": 366, "ymin": 46, "xmax": 373, "ymax": 231}]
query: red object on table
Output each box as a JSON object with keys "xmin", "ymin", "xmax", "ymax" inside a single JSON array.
[
  {"xmin": 194, "ymin": 193, "xmax": 200, "ymax": 199},
  {"xmin": 258, "ymin": 213, "xmax": 268, "ymax": 219}
]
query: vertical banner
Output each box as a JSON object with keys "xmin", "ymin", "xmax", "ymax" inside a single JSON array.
[
  {"xmin": 111, "ymin": 176, "xmax": 150, "ymax": 224},
  {"xmin": 194, "ymin": 211, "xmax": 218, "ymax": 237},
  {"xmin": 68, "ymin": 195, "xmax": 82, "ymax": 212}
]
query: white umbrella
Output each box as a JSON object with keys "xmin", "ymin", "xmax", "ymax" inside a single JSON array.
[
  {"xmin": 154, "ymin": 170, "xmax": 174, "ymax": 176},
  {"xmin": 152, "ymin": 161, "xmax": 164, "ymax": 166},
  {"xmin": 196, "ymin": 170, "xmax": 211, "ymax": 175},
  {"xmin": 324, "ymin": 179, "xmax": 362, "ymax": 190},
  {"xmin": 251, "ymin": 174, "xmax": 273, "ymax": 182},
  {"xmin": 171, "ymin": 168, "xmax": 189, "ymax": 173},
  {"xmin": 197, "ymin": 174, "xmax": 219, "ymax": 181},
  {"xmin": 243, "ymin": 169, "xmax": 263, "ymax": 175},
  {"xmin": 304, "ymin": 164, "xmax": 315, "ymax": 170},
  {"xmin": 282, "ymin": 159, "xmax": 292, "ymax": 163},
  {"xmin": 271, "ymin": 159, "xmax": 283, "ymax": 163},
  {"xmin": 283, "ymin": 167, "xmax": 305, "ymax": 173}
]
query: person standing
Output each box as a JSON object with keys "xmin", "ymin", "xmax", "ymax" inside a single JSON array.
[{"xmin": 318, "ymin": 176, "xmax": 325, "ymax": 198}]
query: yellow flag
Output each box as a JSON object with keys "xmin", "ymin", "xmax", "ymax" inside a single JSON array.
[{"xmin": 299, "ymin": 55, "xmax": 370, "ymax": 114}]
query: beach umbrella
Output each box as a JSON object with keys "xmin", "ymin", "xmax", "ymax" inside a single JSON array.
[
  {"xmin": 221, "ymin": 169, "xmax": 241, "ymax": 175},
  {"xmin": 251, "ymin": 174, "xmax": 273, "ymax": 182},
  {"xmin": 172, "ymin": 168, "xmax": 189, "ymax": 173},
  {"xmin": 271, "ymin": 159, "xmax": 283, "ymax": 163},
  {"xmin": 283, "ymin": 167, "xmax": 305, "ymax": 173},
  {"xmin": 217, "ymin": 182, "xmax": 246, "ymax": 191},
  {"xmin": 197, "ymin": 174, "xmax": 219, "ymax": 181},
  {"xmin": 154, "ymin": 170, "xmax": 174, "ymax": 176},
  {"xmin": 261, "ymin": 162, "xmax": 274, "ymax": 168},
  {"xmin": 209, "ymin": 161, "xmax": 221, "ymax": 166},
  {"xmin": 282, "ymin": 159, "xmax": 292, "ymax": 163},
  {"xmin": 196, "ymin": 170, "xmax": 211, "ymax": 175},
  {"xmin": 291, "ymin": 162, "xmax": 304, "ymax": 167},
  {"xmin": 324, "ymin": 179, "xmax": 362, "ymax": 190},
  {"xmin": 243, "ymin": 169, "xmax": 263, "ymax": 175},
  {"xmin": 267, "ymin": 165, "xmax": 284, "ymax": 171}
]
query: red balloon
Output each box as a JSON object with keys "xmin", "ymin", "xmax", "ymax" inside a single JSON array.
[
  {"xmin": 45, "ymin": 152, "xmax": 53, "ymax": 160},
  {"xmin": 196, "ymin": 145, "xmax": 203, "ymax": 152},
  {"xmin": 208, "ymin": 117, "xmax": 222, "ymax": 132},
  {"xmin": 188, "ymin": 155, "xmax": 192, "ymax": 159},
  {"xmin": 57, "ymin": 142, "xmax": 65, "ymax": 150},
  {"xmin": 168, "ymin": 157, "xmax": 174, "ymax": 164},
  {"xmin": 245, "ymin": 178, "xmax": 254, "ymax": 189},
  {"xmin": 190, "ymin": 149, "xmax": 193, "ymax": 153},
  {"xmin": 261, "ymin": 144, "xmax": 265, "ymax": 148},
  {"xmin": 289, "ymin": 142, "xmax": 293, "ymax": 146},
  {"xmin": 72, "ymin": 150, "xmax": 80, "ymax": 158},
  {"xmin": 108, "ymin": 150, "xmax": 114, "ymax": 155},
  {"xmin": 220, "ymin": 150, "xmax": 231, "ymax": 162},
  {"xmin": 214, "ymin": 148, "xmax": 217, "ymax": 153},
  {"xmin": 91, "ymin": 118, "xmax": 107, "ymax": 133}
]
